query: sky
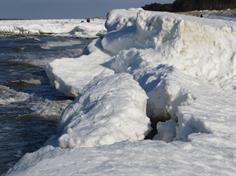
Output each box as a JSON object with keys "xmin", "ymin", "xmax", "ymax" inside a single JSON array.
[{"xmin": 0, "ymin": 0, "xmax": 174, "ymax": 19}]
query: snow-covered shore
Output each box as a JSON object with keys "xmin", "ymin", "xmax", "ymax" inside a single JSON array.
[
  {"xmin": 6, "ymin": 9, "xmax": 236, "ymax": 176},
  {"xmin": 0, "ymin": 19, "xmax": 106, "ymax": 38}
]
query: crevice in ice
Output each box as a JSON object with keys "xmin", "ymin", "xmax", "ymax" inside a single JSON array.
[
  {"xmin": 144, "ymin": 114, "xmax": 171, "ymax": 140},
  {"xmin": 145, "ymin": 108, "xmax": 211, "ymax": 142}
]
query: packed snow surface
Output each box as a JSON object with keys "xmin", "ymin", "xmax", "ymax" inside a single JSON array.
[
  {"xmin": 7, "ymin": 9, "xmax": 236, "ymax": 176},
  {"xmin": 0, "ymin": 19, "xmax": 106, "ymax": 38}
]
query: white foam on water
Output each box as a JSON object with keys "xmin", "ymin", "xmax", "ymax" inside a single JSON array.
[{"xmin": 0, "ymin": 85, "xmax": 30, "ymax": 106}]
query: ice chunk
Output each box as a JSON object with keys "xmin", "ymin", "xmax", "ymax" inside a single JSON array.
[
  {"xmin": 45, "ymin": 49, "xmax": 114, "ymax": 97},
  {"xmin": 58, "ymin": 73, "xmax": 149, "ymax": 148}
]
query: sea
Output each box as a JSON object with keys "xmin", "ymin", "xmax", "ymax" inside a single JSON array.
[{"xmin": 0, "ymin": 34, "xmax": 90, "ymax": 175}]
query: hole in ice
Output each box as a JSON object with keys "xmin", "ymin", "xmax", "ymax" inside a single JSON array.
[
  {"xmin": 144, "ymin": 99, "xmax": 211, "ymax": 142},
  {"xmin": 144, "ymin": 114, "xmax": 171, "ymax": 140},
  {"xmin": 145, "ymin": 113, "xmax": 211, "ymax": 142}
]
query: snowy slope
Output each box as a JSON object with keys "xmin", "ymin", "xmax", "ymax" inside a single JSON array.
[
  {"xmin": 0, "ymin": 19, "xmax": 106, "ymax": 38},
  {"xmin": 6, "ymin": 9, "xmax": 236, "ymax": 176}
]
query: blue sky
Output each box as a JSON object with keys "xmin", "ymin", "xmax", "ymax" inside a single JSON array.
[{"xmin": 0, "ymin": 0, "xmax": 174, "ymax": 19}]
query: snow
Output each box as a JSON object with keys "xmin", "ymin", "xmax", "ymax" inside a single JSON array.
[
  {"xmin": 6, "ymin": 9, "xmax": 236, "ymax": 176},
  {"xmin": 58, "ymin": 73, "xmax": 149, "ymax": 148},
  {"xmin": 7, "ymin": 138, "xmax": 236, "ymax": 176},
  {"xmin": 0, "ymin": 19, "xmax": 106, "ymax": 38}
]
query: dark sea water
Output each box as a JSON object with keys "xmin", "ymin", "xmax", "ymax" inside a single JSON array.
[{"xmin": 0, "ymin": 35, "xmax": 90, "ymax": 175}]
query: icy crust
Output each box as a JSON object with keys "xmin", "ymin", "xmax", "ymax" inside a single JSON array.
[
  {"xmin": 58, "ymin": 73, "xmax": 149, "ymax": 148},
  {"xmin": 7, "ymin": 138, "xmax": 236, "ymax": 176},
  {"xmin": 0, "ymin": 19, "xmax": 106, "ymax": 38}
]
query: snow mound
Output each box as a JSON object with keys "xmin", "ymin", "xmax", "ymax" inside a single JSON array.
[
  {"xmin": 58, "ymin": 73, "xmax": 149, "ymax": 148},
  {"xmin": 0, "ymin": 19, "xmax": 106, "ymax": 38}
]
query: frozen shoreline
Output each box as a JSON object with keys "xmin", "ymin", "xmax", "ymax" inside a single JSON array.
[
  {"xmin": 6, "ymin": 9, "xmax": 236, "ymax": 176},
  {"xmin": 0, "ymin": 19, "xmax": 106, "ymax": 38}
]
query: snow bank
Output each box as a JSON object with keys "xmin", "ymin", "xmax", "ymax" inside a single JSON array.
[
  {"xmin": 0, "ymin": 19, "xmax": 106, "ymax": 38},
  {"xmin": 58, "ymin": 73, "xmax": 149, "ymax": 148}
]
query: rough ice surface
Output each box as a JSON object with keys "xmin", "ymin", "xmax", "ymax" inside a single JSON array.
[
  {"xmin": 0, "ymin": 19, "xmax": 106, "ymax": 38},
  {"xmin": 58, "ymin": 73, "xmax": 149, "ymax": 148},
  {"xmin": 6, "ymin": 9, "xmax": 236, "ymax": 176}
]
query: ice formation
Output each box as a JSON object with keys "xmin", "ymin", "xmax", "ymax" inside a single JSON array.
[{"xmin": 6, "ymin": 9, "xmax": 236, "ymax": 176}]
